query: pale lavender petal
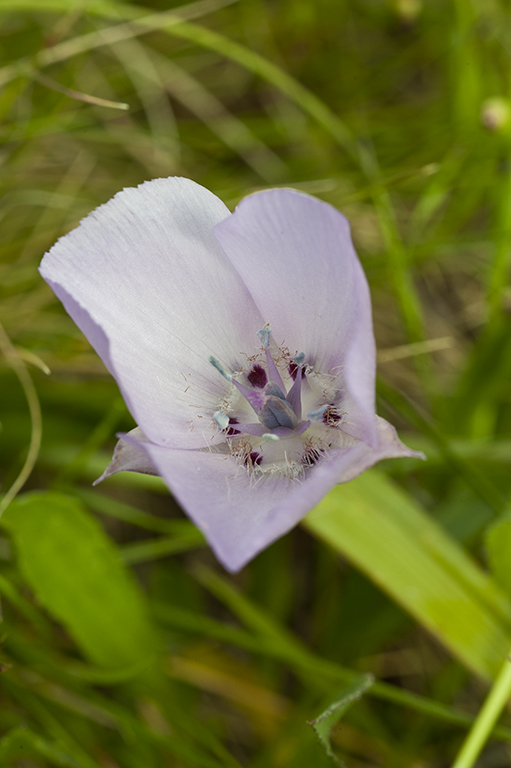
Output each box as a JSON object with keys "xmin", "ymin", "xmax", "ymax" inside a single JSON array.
[
  {"xmin": 41, "ymin": 176, "xmax": 424, "ymax": 572},
  {"xmin": 40, "ymin": 178, "xmax": 264, "ymax": 450},
  {"xmin": 337, "ymin": 416, "xmax": 425, "ymax": 483},
  {"xmin": 93, "ymin": 428, "xmax": 157, "ymax": 485},
  {"xmin": 214, "ymin": 190, "xmax": 377, "ymax": 447},
  {"xmin": 122, "ymin": 420, "xmax": 424, "ymax": 572}
]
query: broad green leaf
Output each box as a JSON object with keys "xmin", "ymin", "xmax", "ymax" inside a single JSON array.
[
  {"xmin": 308, "ymin": 675, "xmax": 374, "ymax": 767},
  {"xmin": 0, "ymin": 727, "xmax": 80, "ymax": 767},
  {"xmin": 3, "ymin": 492, "xmax": 156, "ymax": 669},
  {"xmin": 304, "ymin": 471, "xmax": 511, "ymax": 680},
  {"xmin": 486, "ymin": 517, "xmax": 511, "ymax": 597}
]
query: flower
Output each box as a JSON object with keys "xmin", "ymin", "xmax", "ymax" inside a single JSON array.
[{"xmin": 40, "ymin": 178, "xmax": 423, "ymax": 572}]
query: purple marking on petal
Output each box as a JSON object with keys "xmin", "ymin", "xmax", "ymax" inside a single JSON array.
[
  {"xmin": 245, "ymin": 451, "xmax": 263, "ymax": 467},
  {"xmin": 247, "ymin": 364, "xmax": 268, "ymax": 389},
  {"xmin": 323, "ymin": 405, "xmax": 345, "ymax": 428},
  {"xmin": 226, "ymin": 417, "xmax": 240, "ymax": 436},
  {"xmin": 301, "ymin": 447, "xmax": 324, "ymax": 467},
  {"xmin": 288, "ymin": 360, "xmax": 305, "ymax": 381}
]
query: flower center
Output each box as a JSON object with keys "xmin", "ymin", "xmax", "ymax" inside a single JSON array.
[{"xmin": 209, "ymin": 324, "xmax": 347, "ymax": 478}]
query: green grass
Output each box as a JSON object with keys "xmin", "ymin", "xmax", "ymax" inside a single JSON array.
[{"xmin": 1, "ymin": 0, "xmax": 511, "ymax": 765}]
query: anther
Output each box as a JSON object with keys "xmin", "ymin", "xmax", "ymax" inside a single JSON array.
[
  {"xmin": 257, "ymin": 324, "xmax": 271, "ymax": 348},
  {"xmin": 307, "ymin": 405, "xmax": 328, "ymax": 421},
  {"xmin": 213, "ymin": 411, "xmax": 230, "ymax": 430},
  {"xmin": 209, "ymin": 356, "xmax": 232, "ymax": 382}
]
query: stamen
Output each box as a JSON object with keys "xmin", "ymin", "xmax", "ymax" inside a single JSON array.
[
  {"xmin": 224, "ymin": 422, "xmax": 266, "ymax": 438},
  {"xmin": 262, "ymin": 433, "xmax": 280, "ymax": 442},
  {"xmin": 307, "ymin": 405, "xmax": 328, "ymax": 421},
  {"xmin": 286, "ymin": 352, "xmax": 305, "ymax": 417},
  {"xmin": 213, "ymin": 411, "xmax": 229, "ymax": 430},
  {"xmin": 257, "ymin": 324, "xmax": 271, "ymax": 348},
  {"xmin": 209, "ymin": 356, "xmax": 232, "ymax": 382}
]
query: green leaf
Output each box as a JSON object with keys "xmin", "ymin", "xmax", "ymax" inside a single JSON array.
[
  {"xmin": 0, "ymin": 727, "xmax": 80, "ymax": 767},
  {"xmin": 486, "ymin": 517, "xmax": 511, "ymax": 597},
  {"xmin": 308, "ymin": 675, "xmax": 374, "ymax": 767},
  {"xmin": 120, "ymin": 533, "xmax": 205, "ymax": 564},
  {"xmin": 0, "ymin": 0, "xmax": 145, "ymax": 18},
  {"xmin": 304, "ymin": 471, "xmax": 511, "ymax": 680},
  {"xmin": 2, "ymin": 491, "xmax": 156, "ymax": 669}
]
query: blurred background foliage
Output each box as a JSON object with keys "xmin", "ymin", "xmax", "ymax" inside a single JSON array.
[{"xmin": 1, "ymin": 0, "xmax": 511, "ymax": 765}]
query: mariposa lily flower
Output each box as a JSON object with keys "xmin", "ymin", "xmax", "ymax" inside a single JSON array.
[{"xmin": 40, "ymin": 178, "xmax": 422, "ymax": 571}]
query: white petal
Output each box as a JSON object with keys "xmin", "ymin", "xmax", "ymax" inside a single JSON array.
[{"xmin": 40, "ymin": 178, "xmax": 264, "ymax": 449}]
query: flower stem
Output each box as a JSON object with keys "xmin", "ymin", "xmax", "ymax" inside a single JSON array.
[{"xmin": 451, "ymin": 655, "xmax": 511, "ymax": 768}]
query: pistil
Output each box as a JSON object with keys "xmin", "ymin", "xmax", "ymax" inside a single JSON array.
[{"xmin": 285, "ymin": 353, "xmax": 305, "ymax": 417}]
